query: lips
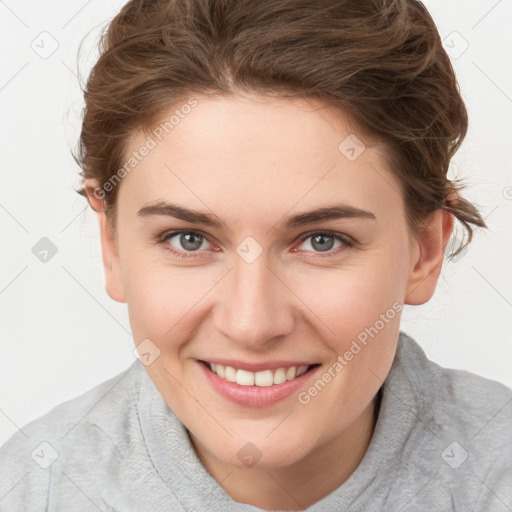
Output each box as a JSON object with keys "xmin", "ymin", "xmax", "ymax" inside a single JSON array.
[{"xmin": 197, "ymin": 359, "xmax": 321, "ymax": 407}]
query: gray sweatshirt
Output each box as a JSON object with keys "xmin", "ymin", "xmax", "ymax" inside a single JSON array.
[{"xmin": 0, "ymin": 331, "xmax": 511, "ymax": 511}]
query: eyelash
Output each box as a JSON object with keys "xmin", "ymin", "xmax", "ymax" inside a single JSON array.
[{"xmin": 157, "ymin": 229, "xmax": 354, "ymax": 260}]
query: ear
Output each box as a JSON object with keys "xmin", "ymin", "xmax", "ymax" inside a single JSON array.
[
  {"xmin": 405, "ymin": 209, "xmax": 454, "ymax": 305},
  {"xmin": 83, "ymin": 179, "xmax": 126, "ymax": 303}
]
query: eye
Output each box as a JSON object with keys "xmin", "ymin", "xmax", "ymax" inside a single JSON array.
[
  {"xmin": 159, "ymin": 230, "xmax": 214, "ymax": 259},
  {"xmin": 295, "ymin": 231, "xmax": 353, "ymax": 256},
  {"xmin": 157, "ymin": 229, "xmax": 354, "ymax": 259}
]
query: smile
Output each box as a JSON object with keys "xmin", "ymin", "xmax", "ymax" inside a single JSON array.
[
  {"xmin": 198, "ymin": 359, "xmax": 321, "ymax": 407},
  {"xmin": 204, "ymin": 361, "xmax": 315, "ymax": 387}
]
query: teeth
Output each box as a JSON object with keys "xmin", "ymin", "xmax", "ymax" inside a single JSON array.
[
  {"xmin": 208, "ymin": 362, "xmax": 312, "ymax": 387},
  {"xmin": 286, "ymin": 367, "xmax": 296, "ymax": 380},
  {"xmin": 236, "ymin": 369, "xmax": 255, "ymax": 386},
  {"xmin": 296, "ymin": 365, "xmax": 309, "ymax": 377},
  {"xmin": 224, "ymin": 366, "xmax": 237, "ymax": 382},
  {"xmin": 254, "ymin": 370, "xmax": 274, "ymax": 387},
  {"xmin": 216, "ymin": 364, "xmax": 226, "ymax": 379},
  {"xmin": 273, "ymin": 368, "xmax": 287, "ymax": 385}
]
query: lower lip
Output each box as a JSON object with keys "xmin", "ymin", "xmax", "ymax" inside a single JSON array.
[{"xmin": 197, "ymin": 361, "xmax": 321, "ymax": 407}]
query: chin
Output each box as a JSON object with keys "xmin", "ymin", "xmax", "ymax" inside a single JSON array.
[{"xmin": 217, "ymin": 438, "xmax": 312, "ymax": 471}]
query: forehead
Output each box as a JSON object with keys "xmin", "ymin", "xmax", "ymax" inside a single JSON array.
[{"xmin": 117, "ymin": 93, "xmax": 403, "ymax": 226}]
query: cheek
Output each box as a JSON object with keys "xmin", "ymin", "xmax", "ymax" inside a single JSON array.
[
  {"xmin": 290, "ymin": 251, "xmax": 406, "ymax": 404},
  {"xmin": 293, "ymin": 263, "xmax": 403, "ymax": 427},
  {"xmin": 295, "ymin": 255, "xmax": 405, "ymax": 345},
  {"xmin": 122, "ymin": 258, "xmax": 217, "ymax": 348}
]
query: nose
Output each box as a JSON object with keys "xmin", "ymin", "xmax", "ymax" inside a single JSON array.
[{"xmin": 212, "ymin": 253, "xmax": 295, "ymax": 351}]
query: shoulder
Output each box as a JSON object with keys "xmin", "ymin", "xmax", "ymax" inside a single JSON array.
[
  {"xmin": 391, "ymin": 332, "xmax": 512, "ymax": 509},
  {"xmin": 399, "ymin": 332, "xmax": 512, "ymax": 441},
  {"xmin": 0, "ymin": 361, "xmax": 142, "ymax": 509}
]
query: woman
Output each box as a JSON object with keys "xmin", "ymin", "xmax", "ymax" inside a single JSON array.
[{"xmin": 1, "ymin": 0, "xmax": 510, "ymax": 510}]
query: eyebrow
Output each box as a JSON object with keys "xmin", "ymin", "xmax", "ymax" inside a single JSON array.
[{"xmin": 137, "ymin": 201, "xmax": 376, "ymax": 229}]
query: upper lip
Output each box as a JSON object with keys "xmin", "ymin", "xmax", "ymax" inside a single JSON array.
[{"xmin": 199, "ymin": 359, "xmax": 319, "ymax": 372}]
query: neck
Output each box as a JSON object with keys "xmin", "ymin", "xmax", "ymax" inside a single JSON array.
[{"xmin": 189, "ymin": 389, "xmax": 382, "ymax": 510}]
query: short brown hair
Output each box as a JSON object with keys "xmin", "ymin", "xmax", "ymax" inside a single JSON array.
[{"xmin": 74, "ymin": 0, "xmax": 487, "ymax": 258}]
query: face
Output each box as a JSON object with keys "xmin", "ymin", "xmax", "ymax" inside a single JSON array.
[{"xmin": 87, "ymin": 92, "xmax": 451, "ymax": 470}]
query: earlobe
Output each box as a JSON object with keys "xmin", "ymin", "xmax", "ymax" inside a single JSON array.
[
  {"xmin": 404, "ymin": 210, "xmax": 454, "ymax": 306},
  {"xmin": 84, "ymin": 179, "xmax": 127, "ymax": 304}
]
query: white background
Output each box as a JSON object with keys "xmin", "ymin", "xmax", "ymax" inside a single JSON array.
[{"xmin": 1, "ymin": 0, "xmax": 511, "ymax": 447}]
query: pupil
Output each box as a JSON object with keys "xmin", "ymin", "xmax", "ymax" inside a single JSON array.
[
  {"xmin": 312, "ymin": 234, "xmax": 334, "ymax": 252},
  {"xmin": 181, "ymin": 233, "xmax": 202, "ymax": 251}
]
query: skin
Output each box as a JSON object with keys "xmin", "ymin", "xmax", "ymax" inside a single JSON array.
[{"xmin": 84, "ymin": 92, "xmax": 453, "ymax": 510}]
